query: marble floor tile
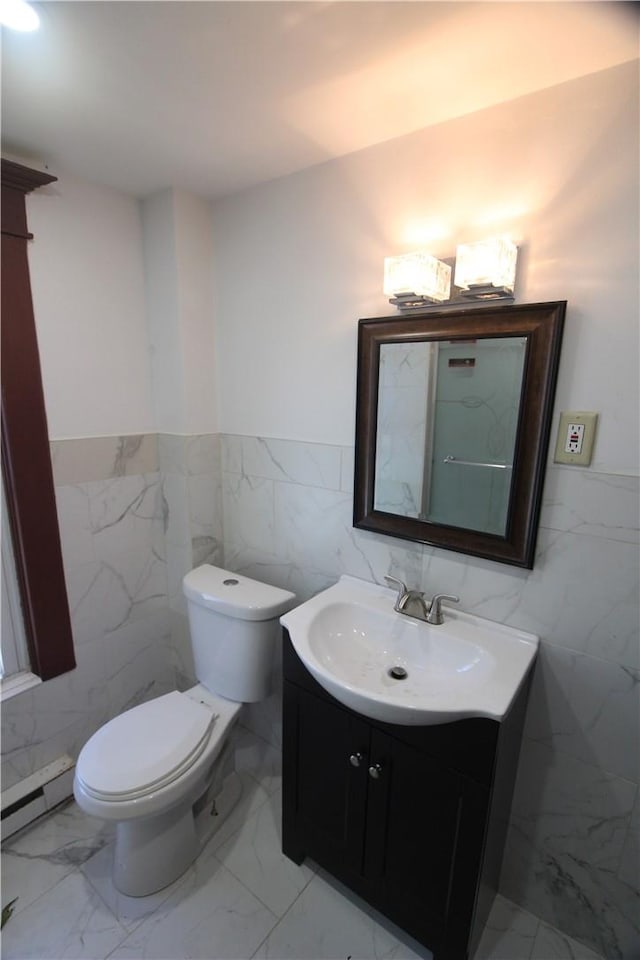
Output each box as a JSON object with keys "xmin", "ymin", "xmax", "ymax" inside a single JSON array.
[
  {"xmin": 216, "ymin": 787, "xmax": 315, "ymax": 917},
  {"xmin": 233, "ymin": 725, "xmax": 282, "ymax": 795},
  {"xmin": 476, "ymin": 894, "xmax": 539, "ymax": 959},
  {"xmin": 252, "ymin": 869, "xmax": 426, "ymax": 960},
  {"xmin": 531, "ymin": 921, "xmax": 605, "ymax": 960},
  {"xmin": 0, "ymin": 848, "xmax": 77, "ymax": 926},
  {"xmin": 80, "ymin": 840, "xmax": 187, "ymax": 932},
  {"xmin": 0, "ymin": 793, "xmax": 603, "ymax": 960},
  {"xmin": 205, "ymin": 769, "xmax": 272, "ymax": 854},
  {"xmin": 109, "ymin": 854, "xmax": 276, "ymax": 960},
  {"xmin": 0, "ymin": 870, "xmax": 127, "ymax": 959},
  {"xmin": 1, "ymin": 799, "xmax": 113, "ymax": 917}
]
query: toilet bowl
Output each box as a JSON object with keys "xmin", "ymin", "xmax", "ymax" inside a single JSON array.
[
  {"xmin": 75, "ymin": 684, "xmax": 241, "ymax": 896},
  {"xmin": 73, "ymin": 565, "xmax": 295, "ymax": 897}
]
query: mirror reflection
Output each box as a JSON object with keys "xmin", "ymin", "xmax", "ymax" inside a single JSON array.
[{"xmin": 374, "ymin": 337, "xmax": 526, "ymax": 535}]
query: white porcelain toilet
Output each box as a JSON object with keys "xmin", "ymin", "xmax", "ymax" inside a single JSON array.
[{"xmin": 73, "ymin": 564, "xmax": 295, "ymax": 897}]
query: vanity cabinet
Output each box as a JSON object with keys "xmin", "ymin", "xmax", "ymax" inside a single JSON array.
[{"xmin": 282, "ymin": 629, "xmax": 531, "ymax": 960}]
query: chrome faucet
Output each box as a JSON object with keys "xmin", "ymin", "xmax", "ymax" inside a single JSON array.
[
  {"xmin": 384, "ymin": 576, "xmax": 429, "ymax": 619},
  {"xmin": 426, "ymin": 592, "xmax": 461, "ymax": 625},
  {"xmin": 384, "ymin": 576, "xmax": 460, "ymax": 626}
]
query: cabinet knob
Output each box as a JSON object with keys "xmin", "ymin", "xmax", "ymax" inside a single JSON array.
[
  {"xmin": 349, "ymin": 752, "xmax": 365, "ymax": 768},
  {"xmin": 368, "ymin": 763, "xmax": 383, "ymax": 780}
]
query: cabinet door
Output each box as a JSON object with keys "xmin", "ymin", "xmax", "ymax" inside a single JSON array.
[
  {"xmin": 284, "ymin": 683, "xmax": 371, "ymax": 875},
  {"xmin": 364, "ymin": 729, "xmax": 472, "ymax": 940}
]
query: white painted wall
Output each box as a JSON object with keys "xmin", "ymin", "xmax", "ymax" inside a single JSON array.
[
  {"xmin": 140, "ymin": 189, "xmax": 183, "ymax": 435},
  {"xmin": 27, "ymin": 173, "xmax": 155, "ymax": 439},
  {"xmin": 141, "ymin": 188, "xmax": 217, "ymax": 436},
  {"xmin": 212, "ymin": 62, "xmax": 639, "ymax": 475},
  {"xmin": 26, "ymin": 62, "xmax": 637, "ymax": 471},
  {"xmin": 27, "ymin": 177, "xmax": 217, "ymax": 440},
  {"xmin": 173, "ymin": 189, "xmax": 217, "ymax": 435}
]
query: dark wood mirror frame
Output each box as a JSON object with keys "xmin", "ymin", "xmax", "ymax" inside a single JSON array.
[{"xmin": 354, "ymin": 301, "xmax": 566, "ymax": 569}]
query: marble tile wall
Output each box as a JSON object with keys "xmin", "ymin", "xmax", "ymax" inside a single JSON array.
[
  {"xmin": 1, "ymin": 435, "xmax": 174, "ymax": 791},
  {"xmin": 0, "ymin": 432, "xmax": 223, "ymax": 794},
  {"xmin": 157, "ymin": 433, "xmax": 223, "ymax": 688},
  {"xmin": 220, "ymin": 433, "xmax": 639, "ymax": 960},
  {"xmin": 3, "ymin": 429, "xmax": 637, "ymax": 958},
  {"xmin": 157, "ymin": 433, "xmax": 224, "ymax": 612}
]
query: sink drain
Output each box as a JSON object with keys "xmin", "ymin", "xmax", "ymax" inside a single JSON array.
[{"xmin": 388, "ymin": 666, "xmax": 408, "ymax": 681}]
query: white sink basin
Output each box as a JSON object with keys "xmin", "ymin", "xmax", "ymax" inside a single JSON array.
[{"xmin": 280, "ymin": 575, "xmax": 538, "ymax": 726}]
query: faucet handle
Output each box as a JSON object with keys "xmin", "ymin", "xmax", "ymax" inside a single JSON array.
[
  {"xmin": 384, "ymin": 575, "xmax": 408, "ymax": 612},
  {"xmin": 384, "ymin": 575, "xmax": 407, "ymax": 593},
  {"xmin": 426, "ymin": 593, "xmax": 460, "ymax": 625}
]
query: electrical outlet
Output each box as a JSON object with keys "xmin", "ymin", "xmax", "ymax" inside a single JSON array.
[
  {"xmin": 554, "ymin": 412, "xmax": 598, "ymax": 466},
  {"xmin": 565, "ymin": 422, "xmax": 585, "ymax": 454}
]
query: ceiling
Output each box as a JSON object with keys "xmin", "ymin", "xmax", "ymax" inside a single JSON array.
[{"xmin": 2, "ymin": 1, "xmax": 638, "ymax": 199}]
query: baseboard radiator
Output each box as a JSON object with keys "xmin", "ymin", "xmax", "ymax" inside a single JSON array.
[{"xmin": 1, "ymin": 756, "xmax": 75, "ymax": 840}]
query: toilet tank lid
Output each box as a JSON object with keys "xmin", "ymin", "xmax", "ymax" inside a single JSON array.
[{"xmin": 183, "ymin": 565, "xmax": 296, "ymax": 621}]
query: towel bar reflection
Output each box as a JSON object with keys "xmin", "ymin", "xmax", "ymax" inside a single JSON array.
[{"xmin": 443, "ymin": 455, "xmax": 513, "ymax": 470}]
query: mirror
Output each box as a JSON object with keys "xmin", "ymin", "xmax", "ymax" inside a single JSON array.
[{"xmin": 354, "ymin": 301, "xmax": 566, "ymax": 568}]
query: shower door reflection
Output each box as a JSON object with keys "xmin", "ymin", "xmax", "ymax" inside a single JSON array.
[{"xmin": 374, "ymin": 337, "xmax": 526, "ymax": 536}]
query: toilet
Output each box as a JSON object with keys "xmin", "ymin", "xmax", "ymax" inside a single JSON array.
[{"xmin": 73, "ymin": 564, "xmax": 295, "ymax": 897}]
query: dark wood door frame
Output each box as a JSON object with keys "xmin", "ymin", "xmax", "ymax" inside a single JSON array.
[{"xmin": 1, "ymin": 158, "xmax": 75, "ymax": 680}]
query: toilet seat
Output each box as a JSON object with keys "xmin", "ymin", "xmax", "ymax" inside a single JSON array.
[{"xmin": 75, "ymin": 691, "xmax": 217, "ymax": 802}]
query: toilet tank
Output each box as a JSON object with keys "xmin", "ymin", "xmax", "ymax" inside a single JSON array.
[{"xmin": 182, "ymin": 565, "xmax": 295, "ymax": 702}]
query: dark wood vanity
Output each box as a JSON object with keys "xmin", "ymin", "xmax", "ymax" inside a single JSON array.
[{"xmin": 282, "ymin": 629, "xmax": 532, "ymax": 960}]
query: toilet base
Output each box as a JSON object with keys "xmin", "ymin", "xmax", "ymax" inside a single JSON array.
[{"xmin": 113, "ymin": 770, "xmax": 243, "ymax": 897}]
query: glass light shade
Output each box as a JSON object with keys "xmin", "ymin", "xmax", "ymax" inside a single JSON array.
[
  {"xmin": 0, "ymin": 0, "xmax": 39, "ymax": 31},
  {"xmin": 454, "ymin": 238, "xmax": 518, "ymax": 292},
  {"xmin": 383, "ymin": 252, "xmax": 451, "ymax": 303}
]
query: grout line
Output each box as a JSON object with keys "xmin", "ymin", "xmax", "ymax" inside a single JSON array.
[{"xmin": 248, "ymin": 867, "xmax": 320, "ymax": 960}]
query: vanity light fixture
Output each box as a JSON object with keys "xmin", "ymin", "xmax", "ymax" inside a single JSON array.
[
  {"xmin": 454, "ymin": 237, "xmax": 518, "ymax": 301},
  {"xmin": 383, "ymin": 251, "xmax": 451, "ymax": 311}
]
